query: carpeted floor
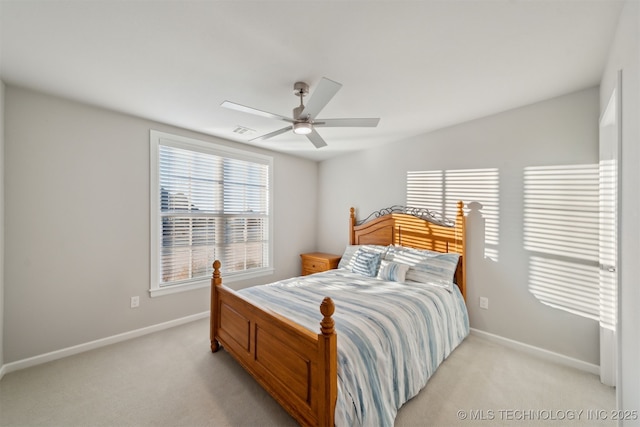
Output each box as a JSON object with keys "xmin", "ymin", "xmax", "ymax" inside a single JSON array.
[{"xmin": 0, "ymin": 318, "xmax": 615, "ymax": 426}]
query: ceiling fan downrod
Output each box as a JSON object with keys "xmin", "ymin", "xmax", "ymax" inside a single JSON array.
[{"xmin": 293, "ymin": 81, "xmax": 309, "ymax": 121}]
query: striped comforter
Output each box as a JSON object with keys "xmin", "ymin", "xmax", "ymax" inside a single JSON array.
[{"xmin": 239, "ymin": 268, "xmax": 469, "ymax": 427}]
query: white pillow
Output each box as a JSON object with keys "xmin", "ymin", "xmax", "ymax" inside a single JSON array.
[
  {"xmin": 377, "ymin": 260, "xmax": 410, "ymax": 282},
  {"xmin": 385, "ymin": 245, "xmax": 459, "ymax": 289}
]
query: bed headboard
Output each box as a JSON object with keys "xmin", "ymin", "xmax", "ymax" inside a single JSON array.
[{"xmin": 349, "ymin": 201, "xmax": 466, "ymax": 301}]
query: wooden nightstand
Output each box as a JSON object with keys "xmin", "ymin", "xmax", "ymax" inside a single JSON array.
[{"xmin": 300, "ymin": 252, "xmax": 341, "ymax": 276}]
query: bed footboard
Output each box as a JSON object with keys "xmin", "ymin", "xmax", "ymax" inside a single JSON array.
[{"xmin": 210, "ymin": 261, "xmax": 337, "ymax": 427}]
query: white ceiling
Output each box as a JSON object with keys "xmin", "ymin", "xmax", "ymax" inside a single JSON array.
[{"xmin": 0, "ymin": 0, "xmax": 624, "ymax": 161}]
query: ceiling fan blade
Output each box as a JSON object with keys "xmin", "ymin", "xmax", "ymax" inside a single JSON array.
[
  {"xmin": 298, "ymin": 77, "xmax": 342, "ymax": 120},
  {"xmin": 306, "ymin": 129, "xmax": 328, "ymax": 149},
  {"xmin": 314, "ymin": 118, "xmax": 380, "ymax": 128},
  {"xmin": 250, "ymin": 126, "xmax": 292, "ymax": 142},
  {"xmin": 221, "ymin": 101, "xmax": 294, "ymax": 123}
]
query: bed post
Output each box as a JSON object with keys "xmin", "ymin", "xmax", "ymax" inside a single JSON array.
[
  {"xmin": 318, "ymin": 297, "xmax": 337, "ymax": 427},
  {"xmin": 455, "ymin": 202, "xmax": 467, "ymax": 301},
  {"xmin": 210, "ymin": 260, "xmax": 222, "ymax": 353},
  {"xmin": 349, "ymin": 207, "xmax": 356, "ymax": 245}
]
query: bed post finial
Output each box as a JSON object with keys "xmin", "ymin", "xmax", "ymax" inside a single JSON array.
[
  {"xmin": 212, "ymin": 260, "xmax": 222, "ymax": 286},
  {"xmin": 457, "ymin": 200, "xmax": 464, "ymax": 216},
  {"xmin": 320, "ymin": 297, "xmax": 335, "ymax": 335}
]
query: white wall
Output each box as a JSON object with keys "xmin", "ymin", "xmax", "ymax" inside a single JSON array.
[
  {"xmin": 600, "ymin": 1, "xmax": 640, "ymax": 422},
  {"xmin": 317, "ymin": 87, "xmax": 601, "ymax": 365},
  {"xmin": 0, "ymin": 81, "xmax": 5, "ymax": 374},
  {"xmin": 3, "ymin": 86, "xmax": 318, "ymax": 363}
]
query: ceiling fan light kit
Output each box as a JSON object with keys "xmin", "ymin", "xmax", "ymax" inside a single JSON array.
[
  {"xmin": 293, "ymin": 122, "xmax": 313, "ymax": 135},
  {"xmin": 221, "ymin": 77, "xmax": 380, "ymax": 149}
]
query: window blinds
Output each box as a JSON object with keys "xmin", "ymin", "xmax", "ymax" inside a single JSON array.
[{"xmin": 158, "ymin": 143, "xmax": 270, "ymax": 287}]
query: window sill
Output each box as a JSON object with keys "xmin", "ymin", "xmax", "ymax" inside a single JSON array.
[{"xmin": 149, "ymin": 267, "xmax": 275, "ymax": 298}]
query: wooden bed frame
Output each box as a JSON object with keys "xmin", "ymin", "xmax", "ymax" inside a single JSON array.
[{"xmin": 210, "ymin": 202, "xmax": 466, "ymax": 427}]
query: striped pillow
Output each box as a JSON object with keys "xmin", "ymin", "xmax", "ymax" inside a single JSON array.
[
  {"xmin": 338, "ymin": 245, "xmax": 388, "ymax": 270},
  {"xmin": 385, "ymin": 246, "xmax": 459, "ymax": 289},
  {"xmin": 377, "ymin": 260, "xmax": 410, "ymax": 282},
  {"xmin": 351, "ymin": 249, "xmax": 382, "ymax": 277}
]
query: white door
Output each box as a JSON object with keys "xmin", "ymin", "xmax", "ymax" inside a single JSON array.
[{"xmin": 598, "ymin": 72, "xmax": 621, "ymax": 387}]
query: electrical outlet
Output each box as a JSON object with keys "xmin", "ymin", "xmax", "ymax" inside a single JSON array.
[
  {"xmin": 130, "ymin": 296, "xmax": 140, "ymax": 308},
  {"xmin": 479, "ymin": 297, "xmax": 489, "ymax": 310}
]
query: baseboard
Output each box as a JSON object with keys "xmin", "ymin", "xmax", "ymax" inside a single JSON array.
[
  {"xmin": 0, "ymin": 311, "xmax": 210, "ymax": 378},
  {"xmin": 470, "ymin": 328, "xmax": 600, "ymax": 376},
  {"xmin": 1, "ymin": 317, "xmax": 599, "ymax": 381}
]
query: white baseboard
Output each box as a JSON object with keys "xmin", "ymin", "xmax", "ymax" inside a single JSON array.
[
  {"xmin": 470, "ymin": 328, "xmax": 600, "ymax": 376},
  {"xmin": 0, "ymin": 317, "xmax": 598, "ymax": 382},
  {"xmin": 0, "ymin": 311, "xmax": 210, "ymax": 379}
]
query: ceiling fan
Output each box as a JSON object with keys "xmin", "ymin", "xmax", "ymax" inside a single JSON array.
[{"xmin": 221, "ymin": 77, "xmax": 380, "ymax": 149}]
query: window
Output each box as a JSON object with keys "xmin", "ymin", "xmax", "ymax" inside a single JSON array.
[{"xmin": 150, "ymin": 130, "xmax": 273, "ymax": 297}]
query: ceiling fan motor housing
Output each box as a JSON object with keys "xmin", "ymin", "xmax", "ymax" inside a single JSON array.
[{"xmin": 293, "ymin": 105, "xmax": 305, "ymax": 120}]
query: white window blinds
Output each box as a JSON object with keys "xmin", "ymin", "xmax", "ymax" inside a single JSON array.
[{"xmin": 150, "ymin": 131, "xmax": 272, "ymax": 296}]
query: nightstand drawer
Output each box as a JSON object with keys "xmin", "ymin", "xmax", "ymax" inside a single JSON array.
[
  {"xmin": 300, "ymin": 252, "xmax": 341, "ymax": 276},
  {"xmin": 302, "ymin": 258, "xmax": 330, "ymax": 274}
]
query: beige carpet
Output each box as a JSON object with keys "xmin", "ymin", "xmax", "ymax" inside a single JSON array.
[{"xmin": 0, "ymin": 318, "xmax": 615, "ymax": 426}]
